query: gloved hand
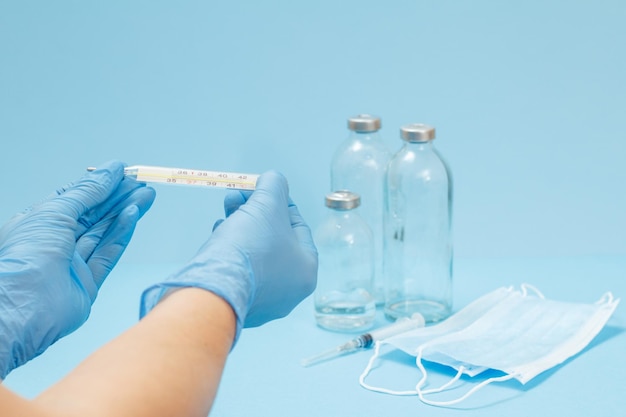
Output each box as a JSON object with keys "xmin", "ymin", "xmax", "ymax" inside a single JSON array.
[
  {"xmin": 140, "ymin": 170, "xmax": 318, "ymax": 343},
  {"xmin": 0, "ymin": 160, "xmax": 155, "ymax": 379}
]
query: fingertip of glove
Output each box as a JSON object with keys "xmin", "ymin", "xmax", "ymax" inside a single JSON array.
[
  {"xmin": 141, "ymin": 186, "xmax": 157, "ymax": 210},
  {"xmin": 113, "ymin": 205, "xmax": 141, "ymax": 229},
  {"xmin": 91, "ymin": 159, "xmax": 125, "ymax": 173},
  {"xmin": 124, "ymin": 204, "xmax": 140, "ymax": 218},
  {"xmin": 256, "ymin": 170, "xmax": 289, "ymax": 198},
  {"xmin": 224, "ymin": 189, "xmax": 247, "ymax": 206},
  {"xmin": 260, "ymin": 169, "xmax": 287, "ymax": 183},
  {"xmin": 125, "ymin": 186, "xmax": 157, "ymax": 217},
  {"xmin": 212, "ymin": 218, "xmax": 224, "ymax": 231},
  {"xmin": 87, "ymin": 160, "xmax": 126, "ymax": 183}
]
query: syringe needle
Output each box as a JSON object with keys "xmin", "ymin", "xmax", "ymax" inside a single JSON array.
[
  {"xmin": 301, "ymin": 340, "xmax": 359, "ymax": 367},
  {"xmin": 300, "ymin": 347, "xmax": 347, "ymax": 367},
  {"xmin": 302, "ymin": 313, "xmax": 425, "ymax": 367}
]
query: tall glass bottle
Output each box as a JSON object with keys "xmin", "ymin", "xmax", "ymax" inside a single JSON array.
[
  {"xmin": 383, "ymin": 123, "xmax": 453, "ymax": 323},
  {"xmin": 330, "ymin": 114, "xmax": 391, "ymax": 305},
  {"xmin": 314, "ymin": 191, "xmax": 376, "ymax": 332}
]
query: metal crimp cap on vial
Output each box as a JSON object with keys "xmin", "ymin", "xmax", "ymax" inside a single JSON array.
[
  {"xmin": 348, "ymin": 114, "xmax": 381, "ymax": 133},
  {"xmin": 400, "ymin": 123, "xmax": 436, "ymax": 142},
  {"xmin": 325, "ymin": 190, "xmax": 361, "ymax": 210}
]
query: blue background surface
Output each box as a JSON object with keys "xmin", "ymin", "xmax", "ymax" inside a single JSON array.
[
  {"xmin": 2, "ymin": 0, "xmax": 624, "ymax": 262},
  {"xmin": 1, "ymin": 1, "xmax": 625, "ymax": 415}
]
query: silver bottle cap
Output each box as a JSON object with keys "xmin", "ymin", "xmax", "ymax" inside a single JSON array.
[
  {"xmin": 400, "ymin": 123, "xmax": 436, "ymax": 142},
  {"xmin": 348, "ymin": 114, "xmax": 381, "ymax": 133},
  {"xmin": 325, "ymin": 191, "xmax": 361, "ymax": 210}
]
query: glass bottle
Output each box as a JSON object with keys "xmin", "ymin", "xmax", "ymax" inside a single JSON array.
[
  {"xmin": 383, "ymin": 123, "xmax": 453, "ymax": 323},
  {"xmin": 314, "ymin": 191, "xmax": 376, "ymax": 332},
  {"xmin": 330, "ymin": 114, "xmax": 391, "ymax": 305}
]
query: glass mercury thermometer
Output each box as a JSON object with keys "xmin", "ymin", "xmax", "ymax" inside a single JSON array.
[
  {"xmin": 301, "ymin": 313, "xmax": 425, "ymax": 367},
  {"xmin": 87, "ymin": 165, "xmax": 258, "ymax": 190}
]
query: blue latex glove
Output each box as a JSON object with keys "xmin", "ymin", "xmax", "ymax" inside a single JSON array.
[
  {"xmin": 140, "ymin": 170, "xmax": 318, "ymax": 343},
  {"xmin": 0, "ymin": 160, "xmax": 155, "ymax": 379}
]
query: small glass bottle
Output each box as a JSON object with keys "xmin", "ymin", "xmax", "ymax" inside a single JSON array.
[
  {"xmin": 314, "ymin": 191, "xmax": 376, "ymax": 332},
  {"xmin": 383, "ymin": 124, "xmax": 453, "ymax": 323},
  {"xmin": 330, "ymin": 114, "xmax": 391, "ymax": 305}
]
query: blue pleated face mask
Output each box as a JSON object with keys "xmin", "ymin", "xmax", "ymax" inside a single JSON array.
[{"xmin": 360, "ymin": 285, "xmax": 620, "ymax": 406}]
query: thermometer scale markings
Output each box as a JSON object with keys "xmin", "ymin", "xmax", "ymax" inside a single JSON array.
[{"xmin": 86, "ymin": 165, "xmax": 258, "ymax": 190}]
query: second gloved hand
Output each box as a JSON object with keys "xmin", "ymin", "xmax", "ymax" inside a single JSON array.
[
  {"xmin": 140, "ymin": 170, "xmax": 318, "ymax": 343},
  {"xmin": 0, "ymin": 161, "xmax": 155, "ymax": 379}
]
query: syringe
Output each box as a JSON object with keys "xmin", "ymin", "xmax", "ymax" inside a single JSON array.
[
  {"xmin": 87, "ymin": 165, "xmax": 258, "ymax": 191},
  {"xmin": 301, "ymin": 313, "xmax": 425, "ymax": 367}
]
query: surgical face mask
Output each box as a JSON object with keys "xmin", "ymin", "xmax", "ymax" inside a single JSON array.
[{"xmin": 360, "ymin": 285, "xmax": 619, "ymax": 406}]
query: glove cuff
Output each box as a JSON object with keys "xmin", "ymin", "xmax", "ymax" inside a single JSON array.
[{"xmin": 139, "ymin": 256, "xmax": 254, "ymax": 347}]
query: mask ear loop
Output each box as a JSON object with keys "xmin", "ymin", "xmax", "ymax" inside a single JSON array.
[
  {"xmin": 596, "ymin": 292, "xmax": 615, "ymax": 305},
  {"xmin": 520, "ymin": 283, "xmax": 545, "ymax": 298},
  {"xmin": 359, "ymin": 341, "xmax": 420, "ymax": 395},
  {"xmin": 414, "ymin": 345, "xmax": 464, "ymax": 396},
  {"xmin": 414, "ymin": 343, "xmax": 517, "ymax": 406},
  {"xmin": 359, "ymin": 341, "xmax": 518, "ymax": 405}
]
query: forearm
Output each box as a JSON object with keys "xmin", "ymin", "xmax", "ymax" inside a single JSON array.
[{"xmin": 34, "ymin": 288, "xmax": 236, "ymax": 417}]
